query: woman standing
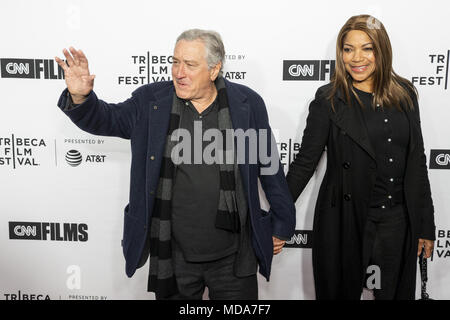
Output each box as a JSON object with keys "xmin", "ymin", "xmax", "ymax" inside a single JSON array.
[{"xmin": 286, "ymin": 15, "xmax": 435, "ymax": 300}]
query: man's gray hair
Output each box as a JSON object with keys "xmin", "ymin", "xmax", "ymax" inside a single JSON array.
[{"xmin": 176, "ymin": 29, "xmax": 225, "ymax": 77}]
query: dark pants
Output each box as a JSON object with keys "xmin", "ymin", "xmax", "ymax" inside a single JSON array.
[
  {"xmin": 363, "ymin": 204, "xmax": 408, "ymax": 300},
  {"xmin": 162, "ymin": 242, "xmax": 258, "ymax": 300}
]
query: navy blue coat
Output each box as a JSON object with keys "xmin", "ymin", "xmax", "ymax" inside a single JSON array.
[{"xmin": 58, "ymin": 79, "xmax": 296, "ymax": 280}]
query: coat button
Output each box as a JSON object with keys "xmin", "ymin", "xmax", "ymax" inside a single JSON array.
[
  {"xmin": 344, "ymin": 194, "xmax": 352, "ymax": 201},
  {"xmin": 150, "ymin": 156, "xmax": 155, "ymax": 160},
  {"xmin": 153, "ymin": 105, "xmax": 158, "ymax": 110},
  {"xmin": 342, "ymin": 161, "xmax": 351, "ymax": 169}
]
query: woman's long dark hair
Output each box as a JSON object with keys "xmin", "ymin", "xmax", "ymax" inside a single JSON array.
[{"xmin": 329, "ymin": 14, "xmax": 416, "ymax": 111}]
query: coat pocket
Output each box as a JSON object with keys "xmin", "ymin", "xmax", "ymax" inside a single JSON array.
[
  {"xmin": 122, "ymin": 204, "xmax": 138, "ymax": 257},
  {"xmin": 260, "ymin": 208, "xmax": 272, "ymax": 217},
  {"xmin": 259, "ymin": 208, "xmax": 274, "ymax": 245}
]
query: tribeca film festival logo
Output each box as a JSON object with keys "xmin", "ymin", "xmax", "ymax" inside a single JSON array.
[
  {"xmin": 3, "ymin": 291, "xmax": 51, "ymax": 300},
  {"xmin": 433, "ymin": 229, "xmax": 450, "ymax": 260},
  {"xmin": 429, "ymin": 149, "xmax": 450, "ymax": 169},
  {"xmin": 283, "ymin": 59, "xmax": 335, "ymax": 81},
  {"xmin": 0, "ymin": 135, "xmax": 47, "ymax": 169},
  {"xmin": 117, "ymin": 51, "xmax": 247, "ymax": 85},
  {"xmin": 412, "ymin": 51, "xmax": 450, "ymax": 89},
  {"xmin": 9, "ymin": 221, "xmax": 88, "ymax": 242},
  {"xmin": 0, "ymin": 58, "xmax": 64, "ymax": 79},
  {"xmin": 277, "ymin": 138, "xmax": 300, "ymax": 169}
]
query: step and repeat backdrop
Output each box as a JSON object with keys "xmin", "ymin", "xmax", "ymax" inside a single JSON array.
[{"xmin": 1, "ymin": 0, "xmax": 449, "ymax": 300}]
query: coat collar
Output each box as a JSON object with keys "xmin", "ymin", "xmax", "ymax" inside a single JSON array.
[
  {"xmin": 151, "ymin": 78, "xmax": 250, "ymax": 131},
  {"xmin": 330, "ymin": 87, "xmax": 418, "ymax": 161},
  {"xmin": 330, "ymin": 91, "xmax": 376, "ymax": 160},
  {"xmin": 148, "ymin": 78, "xmax": 251, "ymax": 194}
]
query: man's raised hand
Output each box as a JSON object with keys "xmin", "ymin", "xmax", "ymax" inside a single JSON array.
[{"xmin": 55, "ymin": 47, "xmax": 95, "ymax": 104}]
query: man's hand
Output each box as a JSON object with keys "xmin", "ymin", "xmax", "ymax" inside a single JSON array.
[
  {"xmin": 55, "ymin": 47, "xmax": 95, "ymax": 104},
  {"xmin": 418, "ymin": 238, "xmax": 434, "ymax": 259},
  {"xmin": 273, "ymin": 236, "xmax": 286, "ymax": 255}
]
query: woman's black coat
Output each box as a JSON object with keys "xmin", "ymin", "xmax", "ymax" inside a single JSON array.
[{"xmin": 286, "ymin": 83, "xmax": 435, "ymax": 299}]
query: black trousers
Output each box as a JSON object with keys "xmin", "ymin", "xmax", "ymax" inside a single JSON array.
[
  {"xmin": 363, "ymin": 204, "xmax": 409, "ymax": 300},
  {"xmin": 161, "ymin": 242, "xmax": 258, "ymax": 300}
]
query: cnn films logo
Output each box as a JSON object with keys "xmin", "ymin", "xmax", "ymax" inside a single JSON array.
[
  {"xmin": 0, "ymin": 58, "xmax": 64, "ymax": 79},
  {"xmin": 117, "ymin": 51, "xmax": 248, "ymax": 85},
  {"xmin": 433, "ymin": 229, "xmax": 450, "ymax": 260},
  {"xmin": 412, "ymin": 51, "xmax": 449, "ymax": 89},
  {"xmin": 9, "ymin": 221, "xmax": 88, "ymax": 242},
  {"xmin": 429, "ymin": 149, "xmax": 450, "ymax": 169},
  {"xmin": 0, "ymin": 135, "xmax": 47, "ymax": 169},
  {"xmin": 284, "ymin": 230, "xmax": 313, "ymax": 248},
  {"xmin": 283, "ymin": 60, "xmax": 335, "ymax": 81}
]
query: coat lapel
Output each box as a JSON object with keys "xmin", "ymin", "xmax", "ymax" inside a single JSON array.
[
  {"xmin": 330, "ymin": 91, "xmax": 376, "ymax": 160},
  {"xmin": 403, "ymin": 108, "xmax": 418, "ymax": 156},
  {"xmin": 148, "ymin": 85, "xmax": 174, "ymax": 157},
  {"xmin": 226, "ymin": 80, "xmax": 249, "ymax": 134},
  {"xmin": 224, "ymin": 79, "xmax": 251, "ymax": 190}
]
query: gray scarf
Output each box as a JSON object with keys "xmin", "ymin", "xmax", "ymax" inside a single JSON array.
[{"xmin": 148, "ymin": 77, "xmax": 240, "ymax": 299}]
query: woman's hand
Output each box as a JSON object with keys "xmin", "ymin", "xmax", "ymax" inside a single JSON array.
[
  {"xmin": 418, "ymin": 238, "xmax": 434, "ymax": 258},
  {"xmin": 273, "ymin": 236, "xmax": 287, "ymax": 255}
]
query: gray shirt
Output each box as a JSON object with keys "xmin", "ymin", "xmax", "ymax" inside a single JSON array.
[{"xmin": 171, "ymin": 96, "xmax": 239, "ymax": 262}]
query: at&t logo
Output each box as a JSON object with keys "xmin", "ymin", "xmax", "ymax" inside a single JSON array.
[{"xmin": 65, "ymin": 149, "xmax": 106, "ymax": 167}]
